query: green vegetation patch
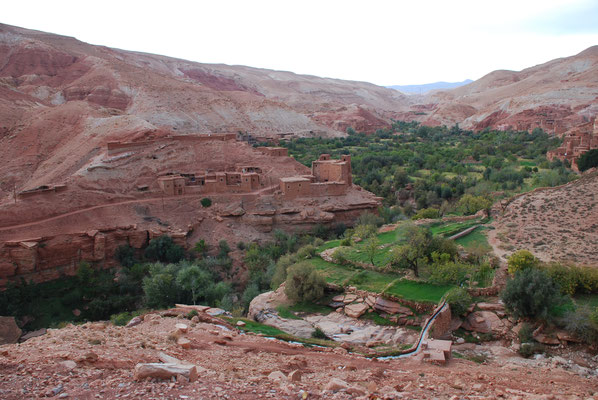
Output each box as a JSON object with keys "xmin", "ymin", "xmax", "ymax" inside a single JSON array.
[
  {"xmin": 455, "ymin": 226, "xmax": 491, "ymax": 251},
  {"xmin": 385, "ymin": 279, "xmax": 452, "ymax": 303},
  {"xmin": 226, "ymin": 318, "xmax": 337, "ymax": 347}
]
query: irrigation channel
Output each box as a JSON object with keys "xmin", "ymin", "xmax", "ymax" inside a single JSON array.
[
  {"xmin": 259, "ymin": 299, "xmax": 449, "ymax": 359},
  {"xmin": 377, "ymin": 300, "xmax": 448, "ymax": 360}
]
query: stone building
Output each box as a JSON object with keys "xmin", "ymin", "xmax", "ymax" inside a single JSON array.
[
  {"xmin": 257, "ymin": 147, "xmax": 288, "ymax": 157},
  {"xmin": 280, "ymin": 154, "xmax": 353, "ymax": 199},
  {"xmin": 157, "ymin": 175, "xmax": 186, "ymax": 196},
  {"xmin": 547, "ymin": 119, "xmax": 598, "ymax": 171}
]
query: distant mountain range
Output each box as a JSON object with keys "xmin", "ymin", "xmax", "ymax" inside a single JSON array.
[{"xmin": 387, "ymin": 80, "xmax": 473, "ymax": 94}]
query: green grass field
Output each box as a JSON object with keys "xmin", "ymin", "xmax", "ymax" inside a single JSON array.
[
  {"xmin": 454, "ymin": 226, "xmax": 492, "ymax": 251},
  {"xmin": 385, "ymin": 279, "xmax": 452, "ymax": 303}
]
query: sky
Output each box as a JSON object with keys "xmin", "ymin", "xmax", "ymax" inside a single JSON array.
[{"xmin": 3, "ymin": 0, "xmax": 598, "ymax": 86}]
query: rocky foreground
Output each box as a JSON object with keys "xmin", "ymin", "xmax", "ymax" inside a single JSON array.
[{"xmin": 1, "ymin": 308, "xmax": 597, "ymax": 400}]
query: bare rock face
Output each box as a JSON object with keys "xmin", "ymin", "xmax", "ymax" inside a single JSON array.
[
  {"xmin": 0, "ymin": 316, "xmax": 22, "ymax": 345},
  {"xmin": 462, "ymin": 311, "xmax": 505, "ymax": 335},
  {"xmin": 374, "ymin": 297, "xmax": 413, "ymax": 315},
  {"xmin": 428, "ymin": 305, "xmax": 452, "ymax": 339},
  {"xmin": 344, "ymin": 303, "xmax": 368, "ymax": 319}
]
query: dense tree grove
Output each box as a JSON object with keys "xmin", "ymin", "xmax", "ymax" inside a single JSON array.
[{"xmin": 280, "ymin": 122, "xmax": 574, "ymax": 211}]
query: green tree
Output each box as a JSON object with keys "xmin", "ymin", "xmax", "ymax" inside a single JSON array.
[
  {"xmin": 507, "ymin": 249, "xmax": 538, "ymax": 275},
  {"xmin": 142, "ymin": 263, "xmax": 182, "ymax": 308},
  {"xmin": 364, "ymin": 238, "xmax": 379, "ymax": 267},
  {"xmin": 200, "ymin": 197, "xmax": 212, "ymax": 207},
  {"xmin": 390, "ymin": 225, "xmax": 431, "ymax": 277},
  {"xmin": 577, "ymin": 149, "xmax": 598, "ymax": 172},
  {"xmin": 176, "ymin": 264, "xmax": 211, "ymax": 305},
  {"xmin": 115, "ymin": 245, "xmax": 137, "ymax": 268},
  {"xmin": 144, "ymin": 236, "xmax": 185, "ymax": 263},
  {"xmin": 456, "ymin": 194, "xmax": 492, "ymax": 215},
  {"xmin": 501, "ymin": 268, "xmax": 561, "ymax": 320},
  {"xmin": 284, "ymin": 262, "xmax": 326, "ymax": 303},
  {"xmin": 193, "ymin": 240, "xmax": 208, "ymax": 258}
]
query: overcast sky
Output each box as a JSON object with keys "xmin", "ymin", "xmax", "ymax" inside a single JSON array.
[{"xmin": 3, "ymin": 0, "xmax": 598, "ymax": 86}]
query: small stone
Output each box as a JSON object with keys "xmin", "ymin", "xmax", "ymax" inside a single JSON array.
[
  {"xmin": 367, "ymin": 381, "xmax": 377, "ymax": 393},
  {"xmin": 126, "ymin": 316, "xmax": 143, "ymax": 328},
  {"xmin": 288, "ymin": 370, "xmax": 302, "ymax": 382},
  {"xmin": 175, "ymin": 323, "xmax": 189, "ymax": 333},
  {"xmin": 268, "ymin": 371, "xmax": 286, "ymax": 382},
  {"xmin": 51, "ymin": 384, "xmax": 64, "ymax": 396},
  {"xmin": 177, "ymin": 337, "xmax": 191, "ymax": 349},
  {"xmin": 236, "ymin": 321, "xmax": 246, "ymax": 327},
  {"xmin": 58, "ymin": 394, "xmax": 69, "ymax": 399},
  {"xmin": 59, "ymin": 360, "xmax": 77, "ymax": 371}
]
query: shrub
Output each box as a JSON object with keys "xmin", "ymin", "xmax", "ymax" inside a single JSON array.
[
  {"xmin": 501, "ymin": 268, "xmax": 562, "ymax": 320},
  {"xmin": 428, "ymin": 262, "xmax": 473, "ymax": 286},
  {"xmin": 563, "ymin": 307, "xmax": 598, "ymax": 345},
  {"xmin": 270, "ymin": 253, "xmax": 298, "ymax": 289},
  {"xmin": 339, "ymin": 237, "xmax": 352, "ymax": 247},
  {"xmin": 144, "ymin": 236, "xmax": 185, "ymax": 263},
  {"xmin": 456, "ymin": 194, "xmax": 492, "ymax": 215},
  {"xmin": 312, "ymin": 327, "xmax": 329, "ymax": 339},
  {"xmin": 519, "ymin": 342, "xmax": 544, "ymax": 358},
  {"xmin": 517, "ymin": 322, "xmax": 533, "ymax": 343},
  {"xmin": 111, "ymin": 312, "xmax": 134, "ymax": 326},
  {"xmin": 200, "ymin": 197, "xmax": 212, "ymax": 207},
  {"xmin": 541, "ymin": 262, "xmax": 598, "ymax": 295},
  {"xmin": 331, "ymin": 248, "xmax": 350, "ymax": 265},
  {"xmin": 411, "ymin": 208, "xmax": 440, "ymax": 220},
  {"xmin": 352, "ymin": 224, "xmax": 377, "ymax": 240},
  {"xmin": 284, "ymin": 262, "xmax": 326, "ymax": 303},
  {"xmin": 507, "ymin": 250, "xmax": 538, "ymax": 275},
  {"xmin": 297, "ymin": 245, "xmax": 316, "ymax": 259},
  {"xmin": 445, "ymin": 287, "xmax": 472, "ymax": 317},
  {"xmin": 356, "ymin": 212, "xmax": 384, "ymax": 227}
]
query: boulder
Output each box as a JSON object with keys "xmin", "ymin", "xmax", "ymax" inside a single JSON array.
[
  {"xmin": 374, "ymin": 297, "xmax": 413, "ymax": 315},
  {"xmin": 0, "ymin": 316, "xmax": 21, "ymax": 345},
  {"xmin": 288, "ymin": 369, "xmax": 302, "ymax": 382},
  {"xmin": 255, "ymin": 312, "xmax": 315, "ymax": 338},
  {"xmin": 177, "ymin": 337, "xmax": 191, "ymax": 349},
  {"xmin": 533, "ymin": 333, "xmax": 560, "ymax": 345},
  {"xmin": 126, "ymin": 316, "xmax": 143, "ymax": 328},
  {"xmin": 175, "ymin": 323, "xmax": 189, "ymax": 333},
  {"xmin": 556, "ymin": 330, "xmax": 581, "ymax": 343},
  {"xmin": 344, "ymin": 303, "xmax": 369, "ymax": 318},
  {"xmin": 247, "ymin": 285, "xmax": 290, "ymax": 320},
  {"xmin": 324, "ymin": 378, "xmax": 349, "ymax": 392},
  {"xmin": 343, "ymin": 294, "xmax": 358, "ymax": 304},
  {"xmin": 462, "ymin": 311, "xmax": 505, "ymax": 334},
  {"xmin": 476, "ymin": 302, "xmax": 505, "ymax": 312},
  {"xmin": 332, "ymin": 295, "xmax": 345, "ymax": 302},
  {"xmin": 134, "ymin": 363, "xmax": 197, "ymax": 382},
  {"xmin": 20, "ymin": 328, "xmax": 46, "ymax": 342},
  {"xmin": 206, "ymin": 308, "xmax": 226, "ymax": 317},
  {"xmin": 428, "ymin": 305, "xmax": 452, "ymax": 339}
]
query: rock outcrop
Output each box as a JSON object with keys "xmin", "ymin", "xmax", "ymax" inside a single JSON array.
[{"xmin": 0, "ymin": 316, "xmax": 21, "ymax": 345}]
